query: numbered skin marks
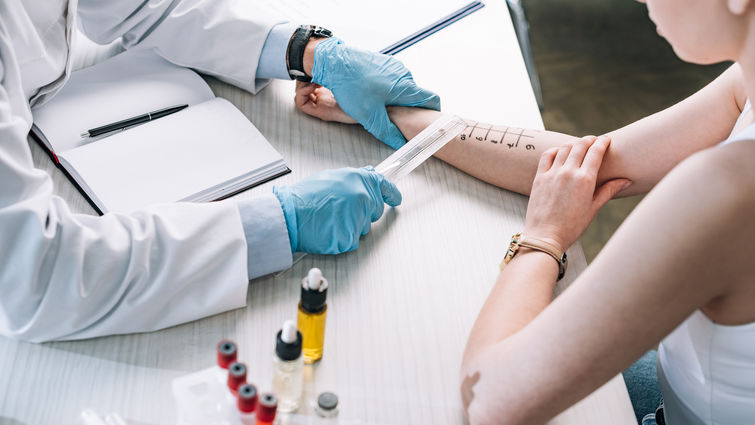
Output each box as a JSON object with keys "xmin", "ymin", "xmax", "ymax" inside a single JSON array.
[{"xmin": 460, "ymin": 121, "xmax": 537, "ymax": 151}]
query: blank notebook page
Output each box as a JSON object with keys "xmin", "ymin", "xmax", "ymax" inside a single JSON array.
[
  {"xmin": 32, "ymin": 49, "xmax": 215, "ymax": 154},
  {"xmin": 59, "ymin": 98, "xmax": 283, "ymax": 213}
]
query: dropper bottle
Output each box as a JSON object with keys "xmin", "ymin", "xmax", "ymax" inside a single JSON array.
[
  {"xmin": 272, "ymin": 320, "xmax": 303, "ymax": 412},
  {"xmin": 297, "ymin": 268, "xmax": 328, "ymax": 363}
]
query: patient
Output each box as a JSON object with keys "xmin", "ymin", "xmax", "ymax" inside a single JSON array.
[{"xmin": 294, "ymin": 0, "xmax": 755, "ymax": 423}]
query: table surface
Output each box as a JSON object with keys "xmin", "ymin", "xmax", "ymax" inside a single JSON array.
[{"xmin": 0, "ymin": 2, "xmax": 636, "ymax": 424}]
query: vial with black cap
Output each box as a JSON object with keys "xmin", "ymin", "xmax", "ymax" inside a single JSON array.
[
  {"xmin": 272, "ymin": 319, "xmax": 303, "ymax": 412},
  {"xmin": 297, "ymin": 267, "xmax": 328, "ymax": 363}
]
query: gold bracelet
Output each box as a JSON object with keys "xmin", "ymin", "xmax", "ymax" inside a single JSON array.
[{"xmin": 500, "ymin": 233, "xmax": 568, "ymax": 280}]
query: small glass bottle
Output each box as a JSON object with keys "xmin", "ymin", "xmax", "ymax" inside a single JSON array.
[
  {"xmin": 315, "ymin": 392, "xmax": 339, "ymax": 420},
  {"xmin": 272, "ymin": 320, "xmax": 303, "ymax": 412},
  {"xmin": 297, "ymin": 268, "xmax": 328, "ymax": 363},
  {"xmin": 236, "ymin": 384, "xmax": 258, "ymax": 425},
  {"xmin": 227, "ymin": 362, "xmax": 247, "ymax": 396},
  {"xmin": 255, "ymin": 393, "xmax": 278, "ymax": 425},
  {"xmin": 217, "ymin": 340, "xmax": 238, "ymax": 370}
]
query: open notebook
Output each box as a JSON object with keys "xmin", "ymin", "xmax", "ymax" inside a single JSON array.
[{"xmin": 30, "ymin": 49, "xmax": 289, "ymax": 215}]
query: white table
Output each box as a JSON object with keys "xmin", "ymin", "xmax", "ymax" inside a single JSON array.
[{"xmin": 0, "ymin": 2, "xmax": 636, "ymax": 424}]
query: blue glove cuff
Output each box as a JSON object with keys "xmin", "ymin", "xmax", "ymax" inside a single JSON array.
[
  {"xmin": 310, "ymin": 37, "xmax": 343, "ymax": 87},
  {"xmin": 273, "ymin": 186, "xmax": 299, "ymax": 253}
]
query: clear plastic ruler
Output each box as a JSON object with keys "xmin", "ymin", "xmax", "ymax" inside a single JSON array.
[
  {"xmin": 277, "ymin": 114, "xmax": 467, "ymax": 275},
  {"xmin": 375, "ymin": 114, "xmax": 467, "ymax": 181}
]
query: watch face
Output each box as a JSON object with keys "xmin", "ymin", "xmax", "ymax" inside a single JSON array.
[{"xmin": 313, "ymin": 26, "xmax": 333, "ymax": 38}]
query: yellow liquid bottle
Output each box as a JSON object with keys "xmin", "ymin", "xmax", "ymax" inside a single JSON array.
[
  {"xmin": 298, "ymin": 302, "xmax": 327, "ymax": 363},
  {"xmin": 298, "ymin": 268, "xmax": 328, "ymax": 364}
]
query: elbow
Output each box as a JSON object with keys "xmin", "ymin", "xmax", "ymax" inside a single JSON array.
[
  {"xmin": 460, "ymin": 344, "xmax": 538, "ymax": 425},
  {"xmin": 0, "ymin": 311, "xmax": 53, "ymax": 343},
  {"xmin": 0, "ymin": 289, "xmax": 60, "ymax": 343},
  {"xmin": 460, "ymin": 354, "xmax": 505, "ymax": 425}
]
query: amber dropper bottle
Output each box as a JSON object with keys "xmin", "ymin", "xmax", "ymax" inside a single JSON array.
[{"xmin": 297, "ymin": 268, "xmax": 328, "ymax": 363}]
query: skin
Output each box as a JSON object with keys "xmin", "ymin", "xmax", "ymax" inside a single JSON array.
[
  {"xmin": 295, "ymin": 0, "xmax": 755, "ymax": 422},
  {"xmin": 302, "ymin": 38, "xmax": 326, "ymax": 78},
  {"xmin": 296, "ymin": 66, "xmax": 747, "ymax": 197}
]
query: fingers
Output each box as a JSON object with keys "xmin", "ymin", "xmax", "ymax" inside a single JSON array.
[
  {"xmin": 582, "ymin": 135, "xmax": 612, "ymax": 172},
  {"xmin": 377, "ymin": 173, "xmax": 402, "ymax": 208},
  {"xmin": 368, "ymin": 108, "xmax": 407, "ymax": 149},
  {"xmin": 294, "ymin": 82, "xmax": 318, "ymax": 109},
  {"xmin": 537, "ymin": 147, "xmax": 558, "ymax": 173},
  {"xmin": 564, "ymin": 136, "xmax": 597, "ymax": 168},
  {"xmin": 361, "ymin": 220, "xmax": 372, "ymax": 237},
  {"xmin": 591, "ymin": 178, "xmax": 632, "ymax": 214},
  {"xmin": 392, "ymin": 80, "xmax": 442, "ymax": 111},
  {"xmin": 552, "ymin": 143, "xmax": 573, "ymax": 168}
]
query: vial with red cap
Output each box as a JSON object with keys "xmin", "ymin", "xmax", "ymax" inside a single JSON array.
[
  {"xmin": 217, "ymin": 339, "xmax": 238, "ymax": 369},
  {"xmin": 172, "ymin": 339, "xmax": 243, "ymax": 425},
  {"xmin": 255, "ymin": 393, "xmax": 278, "ymax": 425},
  {"xmin": 227, "ymin": 362, "xmax": 247, "ymax": 396},
  {"xmin": 236, "ymin": 383, "xmax": 258, "ymax": 425}
]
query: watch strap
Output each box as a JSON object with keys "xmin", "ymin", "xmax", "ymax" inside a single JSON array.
[
  {"xmin": 286, "ymin": 25, "xmax": 332, "ymax": 82},
  {"xmin": 500, "ymin": 233, "xmax": 568, "ymax": 280}
]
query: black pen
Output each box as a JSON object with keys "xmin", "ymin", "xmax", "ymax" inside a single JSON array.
[{"xmin": 80, "ymin": 104, "xmax": 189, "ymax": 138}]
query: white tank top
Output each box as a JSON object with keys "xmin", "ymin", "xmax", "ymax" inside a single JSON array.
[{"xmin": 657, "ymin": 100, "xmax": 755, "ymax": 425}]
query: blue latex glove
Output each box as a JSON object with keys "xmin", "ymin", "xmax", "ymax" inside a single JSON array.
[
  {"xmin": 311, "ymin": 37, "xmax": 441, "ymax": 150},
  {"xmin": 273, "ymin": 167, "xmax": 402, "ymax": 254}
]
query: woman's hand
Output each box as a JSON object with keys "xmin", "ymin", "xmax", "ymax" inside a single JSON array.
[
  {"xmin": 524, "ymin": 135, "xmax": 632, "ymax": 252},
  {"xmin": 295, "ymin": 81, "xmax": 357, "ymax": 124}
]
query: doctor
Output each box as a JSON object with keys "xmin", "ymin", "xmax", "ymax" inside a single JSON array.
[{"xmin": 0, "ymin": 0, "xmax": 439, "ymax": 342}]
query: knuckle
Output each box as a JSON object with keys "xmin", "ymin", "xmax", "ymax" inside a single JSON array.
[{"xmin": 576, "ymin": 171, "xmax": 593, "ymax": 183}]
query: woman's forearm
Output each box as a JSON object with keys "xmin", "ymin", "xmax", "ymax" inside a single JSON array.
[
  {"xmin": 460, "ymin": 248, "xmax": 559, "ymax": 424},
  {"xmin": 463, "ymin": 248, "xmax": 558, "ymax": 364},
  {"xmin": 388, "ymin": 62, "xmax": 743, "ymax": 197},
  {"xmin": 387, "ymin": 106, "xmax": 576, "ymax": 195}
]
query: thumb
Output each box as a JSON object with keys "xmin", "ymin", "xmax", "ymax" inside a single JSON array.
[
  {"xmin": 375, "ymin": 172, "xmax": 402, "ymax": 208},
  {"xmin": 592, "ymin": 179, "xmax": 632, "ymax": 214},
  {"xmin": 391, "ymin": 79, "xmax": 442, "ymax": 111},
  {"xmin": 367, "ymin": 108, "xmax": 407, "ymax": 149}
]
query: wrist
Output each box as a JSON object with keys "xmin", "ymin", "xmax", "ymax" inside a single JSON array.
[
  {"xmin": 272, "ymin": 186, "xmax": 299, "ymax": 253},
  {"xmin": 286, "ymin": 25, "xmax": 333, "ymax": 81},
  {"xmin": 303, "ymin": 37, "xmax": 326, "ymax": 77},
  {"xmin": 521, "ymin": 227, "xmax": 567, "ymax": 254},
  {"xmin": 508, "ymin": 247, "xmax": 560, "ymax": 280},
  {"xmin": 500, "ymin": 232, "xmax": 569, "ymax": 280}
]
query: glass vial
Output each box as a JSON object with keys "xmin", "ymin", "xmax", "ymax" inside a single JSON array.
[
  {"xmin": 315, "ymin": 392, "xmax": 339, "ymax": 419},
  {"xmin": 273, "ymin": 320, "xmax": 303, "ymax": 412},
  {"xmin": 237, "ymin": 384, "xmax": 258, "ymax": 425},
  {"xmin": 255, "ymin": 393, "xmax": 278, "ymax": 425},
  {"xmin": 227, "ymin": 362, "xmax": 247, "ymax": 396},
  {"xmin": 298, "ymin": 268, "xmax": 328, "ymax": 363},
  {"xmin": 216, "ymin": 340, "xmax": 237, "ymax": 370}
]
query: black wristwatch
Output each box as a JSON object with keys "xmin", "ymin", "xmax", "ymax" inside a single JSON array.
[{"xmin": 286, "ymin": 25, "xmax": 333, "ymax": 82}]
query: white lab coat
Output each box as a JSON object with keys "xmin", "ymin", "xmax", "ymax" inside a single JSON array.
[{"xmin": 0, "ymin": 0, "xmax": 291, "ymax": 342}]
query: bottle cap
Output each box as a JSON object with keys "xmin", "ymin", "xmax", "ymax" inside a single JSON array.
[
  {"xmin": 301, "ymin": 268, "xmax": 328, "ymax": 313},
  {"xmin": 237, "ymin": 384, "xmax": 258, "ymax": 413},
  {"xmin": 216, "ymin": 340, "xmax": 237, "ymax": 369},
  {"xmin": 256, "ymin": 393, "xmax": 278, "ymax": 422},
  {"xmin": 317, "ymin": 392, "xmax": 338, "ymax": 411},
  {"xmin": 275, "ymin": 321, "xmax": 303, "ymax": 361},
  {"xmin": 227, "ymin": 362, "xmax": 246, "ymax": 395}
]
